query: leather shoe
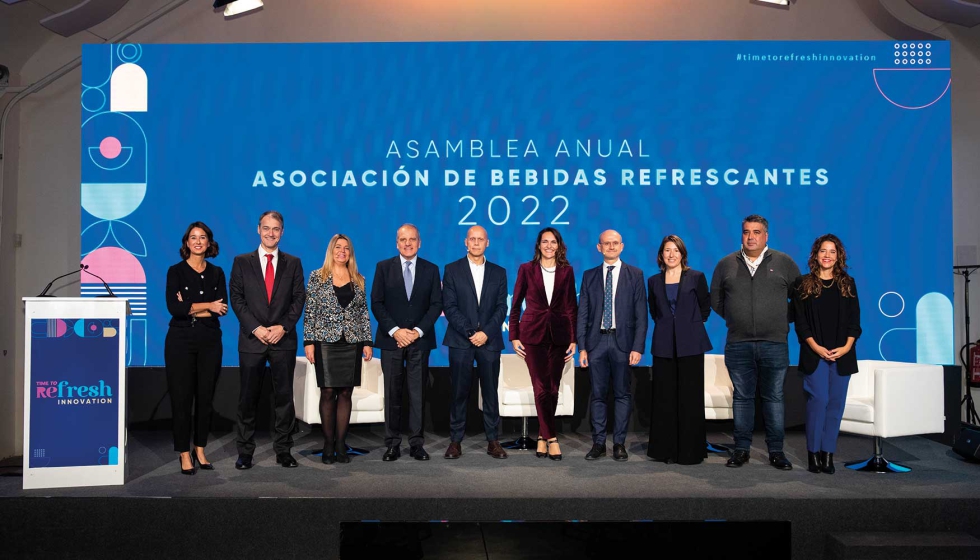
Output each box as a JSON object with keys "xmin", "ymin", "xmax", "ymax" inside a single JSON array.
[
  {"xmin": 613, "ymin": 443, "xmax": 629, "ymax": 462},
  {"xmin": 382, "ymin": 446, "xmax": 401, "ymax": 461},
  {"xmin": 235, "ymin": 455, "xmax": 253, "ymax": 470},
  {"xmin": 769, "ymin": 452, "xmax": 793, "ymax": 470},
  {"xmin": 487, "ymin": 440, "xmax": 508, "ymax": 459},
  {"xmin": 445, "ymin": 442, "xmax": 462, "ymax": 460},
  {"xmin": 321, "ymin": 450, "xmax": 336, "ymax": 465},
  {"xmin": 807, "ymin": 452, "xmax": 821, "ymax": 473},
  {"xmin": 819, "ymin": 451, "xmax": 835, "ymax": 474},
  {"xmin": 276, "ymin": 452, "xmax": 298, "ymax": 468},
  {"xmin": 585, "ymin": 443, "xmax": 607, "ymax": 460},
  {"xmin": 409, "ymin": 446, "xmax": 430, "ymax": 461},
  {"xmin": 726, "ymin": 450, "xmax": 749, "ymax": 468}
]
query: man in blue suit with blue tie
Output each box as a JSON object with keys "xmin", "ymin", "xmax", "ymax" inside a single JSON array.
[
  {"xmin": 577, "ymin": 230, "xmax": 648, "ymax": 461},
  {"xmin": 442, "ymin": 225, "xmax": 509, "ymax": 460}
]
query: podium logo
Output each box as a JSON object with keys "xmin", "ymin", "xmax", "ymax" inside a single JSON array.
[{"xmin": 35, "ymin": 380, "xmax": 113, "ymax": 405}]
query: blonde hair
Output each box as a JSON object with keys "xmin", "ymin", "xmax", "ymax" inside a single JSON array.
[{"xmin": 318, "ymin": 234, "xmax": 364, "ymax": 291}]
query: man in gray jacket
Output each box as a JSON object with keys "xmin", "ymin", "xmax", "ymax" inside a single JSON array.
[{"xmin": 711, "ymin": 215, "xmax": 801, "ymax": 470}]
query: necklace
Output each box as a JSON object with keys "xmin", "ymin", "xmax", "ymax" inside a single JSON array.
[
  {"xmin": 821, "ymin": 277, "xmax": 835, "ymax": 289},
  {"xmin": 540, "ymin": 265, "xmax": 556, "ymax": 274}
]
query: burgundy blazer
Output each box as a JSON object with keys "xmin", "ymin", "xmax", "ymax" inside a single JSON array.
[{"xmin": 508, "ymin": 261, "xmax": 578, "ymax": 346}]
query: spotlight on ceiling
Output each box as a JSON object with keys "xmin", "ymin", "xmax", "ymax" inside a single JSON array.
[
  {"xmin": 753, "ymin": 0, "xmax": 790, "ymax": 5},
  {"xmin": 214, "ymin": 0, "xmax": 263, "ymax": 18}
]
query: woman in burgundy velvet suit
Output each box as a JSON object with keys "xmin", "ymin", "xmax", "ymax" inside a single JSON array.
[{"xmin": 509, "ymin": 227, "xmax": 578, "ymax": 460}]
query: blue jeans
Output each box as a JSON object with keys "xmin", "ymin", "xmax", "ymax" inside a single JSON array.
[
  {"xmin": 725, "ymin": 341, "xmax": 789, "ymax": 453},
  {"xmin": 803, "ymin": 360, "xmax": 850, "ymax": 453}
]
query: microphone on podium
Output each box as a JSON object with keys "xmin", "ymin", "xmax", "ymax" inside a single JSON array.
[
  {"xmin": 82, "ymin": 265, "xmax": 117, "ymax": 298},
  {"xmin": 36, "ymin": 264, "xmax": 84, "ymax": 297}
]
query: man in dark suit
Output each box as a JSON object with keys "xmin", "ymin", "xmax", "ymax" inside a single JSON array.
[
  {"xmin": 442, "ymin": 225, "xmax": 509, "ymax": 460},
  {"xmin": 576, "ymin": 230, "xmax": 648, "ymax": 461},
  {"xmin": 371, "ymin": 224, "xmax": 443, "ymax": 461},
  {"xmin": 229, "ymin": 210, "xmax": 306, "ymax": 469}
]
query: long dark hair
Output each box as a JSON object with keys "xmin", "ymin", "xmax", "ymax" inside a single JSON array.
[
  {"xmin": 798, "ymin": 233, "xmax": 855, "ymax": 299},
  {"xmin": 179, "ymin": 221, "xmax": 219, "ymax": 260},
  {"xmin": 532, "ymin": 227, "xmax": 569, "ymax": 267},
  {"xmin": 656, "ymin": 234, "xmax": 691, "ymax": 272}
]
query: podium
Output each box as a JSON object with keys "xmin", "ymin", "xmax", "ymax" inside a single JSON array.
[{"xmin": 22, "ymin": 297, "xmax": 130, "ymax": 489}]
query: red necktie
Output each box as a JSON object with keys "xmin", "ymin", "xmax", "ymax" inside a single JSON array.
[{"xmin": 264, "ymin": 253, "xmax": 274, "ymax": 303}]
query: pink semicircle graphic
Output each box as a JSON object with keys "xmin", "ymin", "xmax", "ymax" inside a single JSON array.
[
  {"xmin": 56, "ymin": 319, "xmax": 67, "ymax": 337},
  {"xmin": 81, "ymin": 247, "xmax": 146, "ymax": 284},
  {"xmin": 872, "ymin": 68, "xmax": 951, "ymax": 110}
]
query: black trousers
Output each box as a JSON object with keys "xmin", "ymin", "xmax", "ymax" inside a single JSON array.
[
  {"xmin": 164, "ymin": 325, "xmax": 222, "ymax": 452},
  {"xmin": 237, "ymin": 349, "xmax": 297, "ymax": 456},
  {"xmin": 381, "ymin": 344, "xmax": 430, "ymax": 448},
  {"xmin": 648, "ymin": 353, "xmax": 707, "ymax": 465},
  {"xmin": 448, "ymin": 346, "xmax": 501, "ymax": 443}
]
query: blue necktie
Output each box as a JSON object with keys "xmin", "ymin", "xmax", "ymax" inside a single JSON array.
[
  {"xmin": 404, "ymin": 261, "xmax": 414, "ymax": 299},
  {"xmin": 602, "ymin": 265, "xmax": 614, "ymax": 329}
]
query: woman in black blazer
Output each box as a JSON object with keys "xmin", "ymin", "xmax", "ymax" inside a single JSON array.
[
  {"xmin": 303, "ymin": 234, "xmax": 373, "ymax": 464},
  {"xmin": 792, "ymin": 234, "xmax": 861, "ymax": 475},
  {"xmin": 647, "ymin": 235, "xmax": 712, "ymax": 465},
  {"xmin": 165, "ymin": 222, "xmax": 228, "ymax": 475}
]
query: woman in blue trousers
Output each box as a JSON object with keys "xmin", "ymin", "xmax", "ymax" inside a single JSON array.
[{"xmin": 792, "ymin": 234, "xmax": 862, "ymax": 474}]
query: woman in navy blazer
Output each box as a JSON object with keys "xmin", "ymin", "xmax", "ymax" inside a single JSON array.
[
  {"xmin": 647, "ymin": 235, "xmax": 712, "ymax": 465},
  {"xmin": 509, "ymin": 227, "xmax": 578, "ymax": 460}
]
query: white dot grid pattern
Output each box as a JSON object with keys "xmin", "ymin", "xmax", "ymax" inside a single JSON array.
[{"xmin": 895, "ymin": 42, "xmax": 934, "ymax": 66}]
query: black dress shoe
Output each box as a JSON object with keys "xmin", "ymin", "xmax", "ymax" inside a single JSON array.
[
  {"xmin": 807, "ymin": 452, "xmax": 821, "ymax": 473},
  {"xmin": 769, "ymin": 452, "xmax": 793, "ymax": 470},
  {"xmin": 585, "ymin": 443, "xmax": 607, "ymax": 460},
  {"xmin": 613, "ymin": 444, "xmax": 629, "ymax": 462},
  {"xmin": 382, "ymin": 446, "xmax": 401, "ymax": 462},
  {"xmin": 276, "ymin": 452, "xmax": 299, "ymax": 468},
  {"xmin": 322, "ymin": 451, "xmax": 336, "ymax": 465},
  {"xmin": 335, "ymin": 444, "xmax": 351, "ymax": 464},
  {"xmin": 726, "ymin": 450, "xmax": 750, "ymax": 468},
  {"xmin": 409, "ymin": 446, "xmax": 430, "ymax": 461},
  {"xmin": 235, "ymin": 455, "xmax": 253, "ymax": 470},
  {"xmin": 819, "ymin": 451, "xmax": 835, "ymax": 474}
]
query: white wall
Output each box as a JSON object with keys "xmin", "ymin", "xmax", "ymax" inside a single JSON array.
[{"xmin": 2, "ymin": 0, "xmax": 978, "ymax": 457}]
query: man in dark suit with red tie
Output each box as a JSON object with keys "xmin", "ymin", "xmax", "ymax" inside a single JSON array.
[
  {"xmin": 441, "ymin": 225, "xmax": 509, "ymax": 460},
  {"xmin": 371, "ymin": 224, "xmax": 443, "ymax": 461},
  {"xmin": 229, "ymin": 211, "xmax": 306, "ymax": 469},
  {"xmin": 576, "ymin": 230, "xmax": 648, "ymax": 461}
]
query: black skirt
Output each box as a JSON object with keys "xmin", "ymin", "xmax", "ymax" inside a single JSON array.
[{"xmin": 313, "ymin": 341, "xmax": 362, "ymax": 388}]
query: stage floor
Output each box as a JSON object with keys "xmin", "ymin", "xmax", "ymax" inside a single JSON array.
[
  {"xmin": 4, "ymin": 426, "xmax": 980, "ymax": 559},
  {"xmin": 3, "ymin": 425, "xmax": 978, "ymax": 501}
]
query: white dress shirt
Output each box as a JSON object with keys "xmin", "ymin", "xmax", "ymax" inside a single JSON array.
[
  {"xmin": 741, "ymin": 246, "xmax": 769, "ymax": 277},
  {"xmin": 257, "ymin": 246, "xmax": 279, "ymax": 276},
  {"xmin": 468, "ymin": 255, "xmax": 486, "ymax": 305},
  {"xmin": 601, "ymin": 259, "xmax": 622, "ymax": 329},
  {"xmin": 389, "ymin": 255, "xmax": 424, "ymax": 338}
]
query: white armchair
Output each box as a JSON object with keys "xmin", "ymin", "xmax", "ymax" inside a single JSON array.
[
  {"xmin": 840, "ymin": 360, "xmax": 945, "ymax": 473},
  {"xmin": 293, "ymin": 356, "xmax": 385, "ymax": 454},
  {"xmin": 479, "ymin": 353, "xmax": 575, "ymax": 449},
  {"xmin": 703, "ymin": 354, "xmax": 734, "ymax": 453}
]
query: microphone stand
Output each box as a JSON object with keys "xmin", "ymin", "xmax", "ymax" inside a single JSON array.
[
  {"xmin": 82, "ymin": 265, "xmax": 116, "ymax": 297},
  {"xmin": 36, "ymin": 264, "xmax": 84, "ymax": 297},
  {"xmin": 954, "ymin": 265, "xmax": 979, "ymax": 426}
]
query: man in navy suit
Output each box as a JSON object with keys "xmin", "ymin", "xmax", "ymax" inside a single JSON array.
[
  {"xmin": 371, "ymin": 224, "xmax": 443, "ymax": 462},
  {"xmin": 229, "ymin": 210, "xmax": 307, "ymax": 470},
  {"xmin": 442, "ymin": 225, "xmax": 509, "ymax": 460},
  {"xmin": 576, "ymin": 230, "xmax": 648, "ymax": 461}
]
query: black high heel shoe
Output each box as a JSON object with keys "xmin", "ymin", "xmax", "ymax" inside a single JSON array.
[
  {"xmin": 335, "ymin": 442, "xmax": 351, "ymax": 464},
  {"xmin": 535, "ymin": 437, "xmax": 547, "ymax": 458},
  {"xmin": 179, "ymin": 453, "xmax": 195, "ymax": 476},
  {"xmin": 193, "ymin": 447, "xmax": 214, "ymax": 471},
  {"xmin": 547, "ymin": 438, "xmax": 562, "ymax": 461}
]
